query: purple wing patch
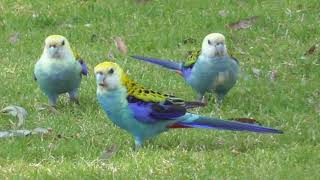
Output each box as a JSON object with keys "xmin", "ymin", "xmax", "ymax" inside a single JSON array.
[
  {"xmin": 78, "ymin": 60, "xmax": 88, "ymax": 76},
  {"xmin": 127, "ymin": 96, "xmax": 186, "ymax": 124}
]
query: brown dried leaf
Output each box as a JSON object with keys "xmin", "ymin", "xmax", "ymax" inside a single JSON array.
[
  {"xmin": 228, "ymin": 16, "xmax": 259, "ymax": 30},
  {"xmin": 304, "ymin": 44, "xmax": 317, "ymax": 56},
  {"xmin": 114, "ymin": 37, "xmax": 128, "ymax": 55}
]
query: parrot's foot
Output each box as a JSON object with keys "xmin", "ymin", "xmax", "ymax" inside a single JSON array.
[
  {"xmin": 68, "ymin": 90, "xmax": 79, "ymax": 105},
  {"xmin": 48, "ymin": 95, "xmax": 58, "ymax": 107},
  {"xmin": 215, "ymin": 94, "xmax": 224, "ymax": 107},
  {"xmin": 134, "ymin": 138, "xmax": 143, "ymax": 151},
  {"xmin": 70, "ymin": 97, "xmax": 80, "ymax": 105},
  {"xmin": 197, "ymin": 95, "xmax": 207, "ymax": 105}
]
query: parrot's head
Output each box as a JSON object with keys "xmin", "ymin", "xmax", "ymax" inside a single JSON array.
[
  {"xmin": 43, "ymin": 35, "xmax": 74, "ymax": 59},
  {"xmin": 94, "ymin": 61, "xmax": 126, "ymax": 91},
  {"xmin": 201, "ymin": 33, "xmax": 227, "ymax": 58}
]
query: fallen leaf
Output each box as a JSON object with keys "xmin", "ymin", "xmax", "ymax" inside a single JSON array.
[
  {"xmin": 100, "ymin": 144, "xmax": 118, "ymax": 160},
  {"xmin": 218, "ymin": 10, "xmax": 228, "ymax": 17},
  {"xmin": 8, "ymin": 33, "xmax": 20, "ymax": 44},
  {"xmin": 0, "ymin": 127, "xmax": 51, "ymax": 138},
  {"xmin": 252, "ymin": 68, "xmax": 261, "ymax": 78},
  {"xmin": 304, "ymin": 44, "xmax": 317, "ymax": 56},
  {"xmin": 1, "ymin": 105, "xmax": 27, "ymax": 128},
  {"xmin": 32, "ymin": 127, "xmax": 52, "ymax": 135},
  {"xmin": 228, "ymin": 16, "xmax": 259, "ymax": 30},
  {"xmin": 35, "ymin": 104, "xmax": 59, "ymax": 114},
  {"xmin": 0, "ymin": 130, "xmax": 31, "ymax": 138},
  {"xmin": 269, "ymin": 70, "xmax": 278, "ymax": 81},
  {"xmin": 114, "ymin": 37, "xmax": 128, "ymax": 55}
]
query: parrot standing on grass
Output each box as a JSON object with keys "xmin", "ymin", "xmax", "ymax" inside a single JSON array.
[
  {"xmin": 94, "ymin": 61, "xmax": 282, "ymax": 150},
  {"xmin": 34, "ymin": 35, "xmax": 88, "ymax": 106},
  {"xmin": 131, "ymin": 33, "xmax": 239, "ymax": 105}
]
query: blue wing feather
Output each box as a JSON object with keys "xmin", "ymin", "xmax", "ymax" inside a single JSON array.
[
  {"xmin": 127, "ymin": 96, "xmax": 186, "ymax": 124},
  {"xmin": 78, "ymin": 59, "xmax": 88, "ymax": 76}
]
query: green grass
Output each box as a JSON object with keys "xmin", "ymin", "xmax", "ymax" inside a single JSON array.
[{"xmin": 0, "ymin": 0, "xmax": 320, "ymax": 179}]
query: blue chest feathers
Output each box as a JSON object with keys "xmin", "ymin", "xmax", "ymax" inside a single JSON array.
[{"xmin": 187, "ymin": 56, "xmax": 239, "ymax": 94}]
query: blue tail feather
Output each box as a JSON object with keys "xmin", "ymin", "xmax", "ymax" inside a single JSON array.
[
  {"xmin": 179, "ymin": 116, "xmax": 283, "ymax": 134},
  {"xmin": 131, "ymin": 55, "xmax": 182, "ymax": 71}
]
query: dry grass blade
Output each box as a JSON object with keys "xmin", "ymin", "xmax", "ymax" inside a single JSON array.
[{"xmin": 228, "ymin": 16, "xmax": 259, "ymax": 30}]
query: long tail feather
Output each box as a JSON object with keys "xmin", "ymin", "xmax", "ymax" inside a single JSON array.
[
  {"xmin": 174, "ymin": 115, "xmax": 283, "ymax": 134},
  {"xmin": 131, "ymin": 55, "xmax": 182, "ymax": 71}
]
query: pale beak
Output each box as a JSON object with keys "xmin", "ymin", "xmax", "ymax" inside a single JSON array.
[
  {"xmin": 96, "ymin": 73, "xmax": 106, "ymax": 87},
  {"xmin": 215, "ymin": 43, "xmax": 225, "ymax": 56},
  {"xmin": 48, "ymin": 45, "xmax": 59, "ymax": 57}
]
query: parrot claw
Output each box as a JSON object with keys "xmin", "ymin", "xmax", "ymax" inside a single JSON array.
[
  {"xmin": 68, "ymin": 90, "xmax": 80, "ymax": 105},
  {"xmin": 70, "ymin": 97, "xmax": 80, "ymax": 105},
  {"xmin": 134, "ymin": 138, "xmax": 143, "ymax": 151},
  {"xmin": 48, "ymin": 95, "xmax": 58, "ymax": 107},
  {"xmin": 197, "ymin": 95, "xmax": 207, "ymax": 105}
]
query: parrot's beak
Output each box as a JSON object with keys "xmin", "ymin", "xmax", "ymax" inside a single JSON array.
[
  {"xmin": 48, "ymin": 44, "xmax": 60, "ymax": 58},
  {"xmin": 96, "ymin": 73, "xmax": 107, "ymax": 87},
  {"xmin": 215, "ymin": 43, "xmax": 225, "ymax": 56}
]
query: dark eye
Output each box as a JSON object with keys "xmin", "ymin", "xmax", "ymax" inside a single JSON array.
[
  {"xmin": 97, "ymin": 71, "xmax": 103, "ymax": 75},
  {"xmin": 207, "ymin": 40, "xmax": 212, "ymax": 45},
  {"xmin": 61, "ymin": 40, "xmax": 65, "ymax": 46},
  {"xmin": 108, "ymin": 68, "xmax": 114, "ymax": 75}
]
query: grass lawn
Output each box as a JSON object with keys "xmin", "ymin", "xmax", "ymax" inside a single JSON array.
[{"xmin": 0, "ymin": 0, "xmax": 320, "ymax": 179}]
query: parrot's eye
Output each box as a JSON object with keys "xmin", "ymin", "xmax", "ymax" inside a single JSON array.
[
  {"xmin": 61, "ymin": 40, "xmax": 65, "ymax": 46},
  {"xmin": 207, "ymin": 40, "xmax": 212, "ymax": 45},
  {"xmin": 108, "ymin": 68, "xmax": 114, "ymax": 75}
]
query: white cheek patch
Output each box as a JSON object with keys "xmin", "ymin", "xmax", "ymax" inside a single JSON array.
[
  {"xmin": 203, "ymin": 46, "xmax": 216, "ymax": 58},
  {"xmin": 105, "ymin": 74, "xmax": 121, "ymax": 90}
]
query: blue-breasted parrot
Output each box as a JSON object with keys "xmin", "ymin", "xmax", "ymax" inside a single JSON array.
[
  {"xmin": 131, "ymin": 33, "xmax": 239, "ymax": 105},
  {"xmin": 34, "ymin": 35, "xmax": 88, "ymax": 106},
  {"xmin": 94, "ymin": 61, "xmax": 282, "ymax": 150}
]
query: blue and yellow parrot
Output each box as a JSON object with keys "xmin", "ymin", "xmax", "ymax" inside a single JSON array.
[
  {"xmin": 34, "ymin": 35, "xmax": 88, "ymax": 106},
  {"xmin": 94, "ymin": 61, "xmax": 282, "ymax": 150},
  {"xmin": 131, "ymin": 33, "xmax": 239, "ymax": 105}
]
